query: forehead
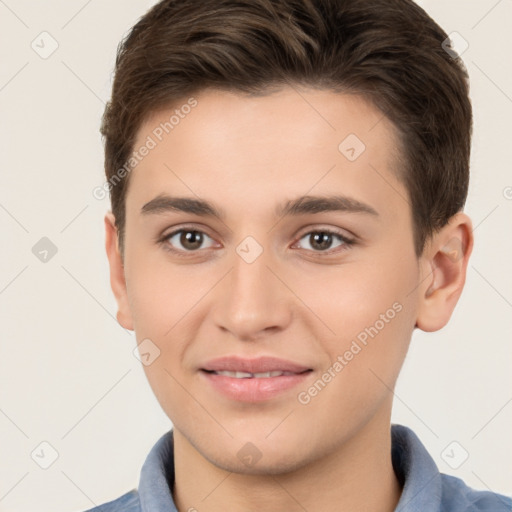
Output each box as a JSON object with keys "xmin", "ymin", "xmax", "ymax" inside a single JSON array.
[
  {"xmin": 135, "ymin": 86, "xmax": 398, "ymax": 157},
  {"xmin": 127, "ymin": 86, "xmax": 406, "ymax": 221}
]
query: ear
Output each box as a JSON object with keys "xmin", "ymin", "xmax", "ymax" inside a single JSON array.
[
  {"xmin": 415, "ymin": 212, "xmax": 474, "ymax": 332},
  {"xmin": 104, "ymin": 212, "xmax": 134, "ymax": 331}
]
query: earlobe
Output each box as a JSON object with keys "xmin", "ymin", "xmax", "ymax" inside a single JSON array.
[
  {"xmin": 104, "ymin": 212, "xmax": 134, "ymax": 331},
  {"xmin": 415, "ymin": 213, "xmax": 474, "ymax": 332}
]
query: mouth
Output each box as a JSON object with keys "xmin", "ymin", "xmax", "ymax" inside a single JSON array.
[
  {"xmin": 201, "ymin": 355, "xmax": 312, "ymax": 374},
  {"xmin": 199, "ymin": 357, "xmax": 313, "ymax": 402},
  {"xmin": 202, "ymin": 369, "xmax": 308, "ymax": 378}
]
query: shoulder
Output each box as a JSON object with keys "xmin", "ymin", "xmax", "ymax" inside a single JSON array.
[
  {"xmin": 391, "ymin": 424, "xmax": 511, "ymax": 512},
  {"xmin": 80, "ymin": 489, "xmax": 140, "ymax": 512},
  {"xmin": 440, "ymin": 473, "xmax": 512, "ymax": 511}
]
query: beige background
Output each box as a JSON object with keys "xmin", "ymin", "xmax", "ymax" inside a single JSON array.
[{"xmin": 1, "ymin": 0, "xmax": 511, "ymax": 510}]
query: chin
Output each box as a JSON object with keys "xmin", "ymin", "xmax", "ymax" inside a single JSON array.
[{"xmin": 206, "ymin": 444, "xmax": 312, "ymax": 476}]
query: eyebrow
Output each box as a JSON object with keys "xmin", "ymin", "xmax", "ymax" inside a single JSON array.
[{"xmin": 140, "ymin": 194, "xmax": 379, "ymax": 220}]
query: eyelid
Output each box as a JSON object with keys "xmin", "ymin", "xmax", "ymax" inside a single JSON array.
[
  {"xmin": 295, "ymin": 224, "xmax": 356, "ymax": 241},
  {"xmin": 159, "ymin": 223, "xmax": 214, "ymax": 240}
]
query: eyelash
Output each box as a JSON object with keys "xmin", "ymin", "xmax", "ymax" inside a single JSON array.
[{"xmin": 158, "ymin": 225, "xmax": 356, "ymax": 258}]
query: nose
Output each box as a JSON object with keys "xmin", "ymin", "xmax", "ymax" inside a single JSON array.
[{"xmin": 212, "ymin": 242, "xmax": 293, "ymax": 341}]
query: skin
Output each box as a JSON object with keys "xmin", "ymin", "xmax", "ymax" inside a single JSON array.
[{"xmin": 105, "ymin": 86, "xmax": 473, "ymax": 512}]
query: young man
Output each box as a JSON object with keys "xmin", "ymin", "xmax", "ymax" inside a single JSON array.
[{"xmin": 89, "ymin": 0, "xmax": 511, "ymax": 510}]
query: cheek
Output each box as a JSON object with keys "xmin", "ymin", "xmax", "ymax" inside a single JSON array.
[
  {"xmin": 125, "ymin": 255, "xmax": 215, "ymax": 402},
  {"xmin": 298, "ymin": 254, "xmax": 416, "ymax": 334},
  {"xmin": 297, "ymin": 254, "xmax": 418, "ymax": 383},
  {"xmin": 126, "ymin": 260, "xmax": 197, "ymax": 423},
  {"xmin": 125, "ymin": 244, "xmax": 203, "ymax": 336}
]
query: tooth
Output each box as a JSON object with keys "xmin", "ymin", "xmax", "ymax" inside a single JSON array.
[
  {"xmin": 212, "ymin": 370, "xmax": 291, "ymax": 378},
  {"xmin": 253, "ymin": 371, "xmax": 271, "ymax": 378},
  {"xmin": 235, "ymin": 371, "xmax": 253, "ymax": 378},
  {"xmin": 214, "ymin": 371, "xmax": 253, "ymax": 378}
]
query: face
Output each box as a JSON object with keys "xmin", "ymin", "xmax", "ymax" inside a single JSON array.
[{"xmin": 112, "ymin": 87, "xmax": 425, "ymax": 474}]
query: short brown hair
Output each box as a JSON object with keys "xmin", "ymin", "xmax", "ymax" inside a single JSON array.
[{"xmin": 101, "ymin": 0, "xmax": 472, "ymax": 258}]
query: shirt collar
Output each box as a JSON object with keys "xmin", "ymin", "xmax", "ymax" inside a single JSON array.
[
  {"xmin": 392, "ymin": 424, "xmax": 443, "ymax": 511},
  {"xmin": 138, "ymin": 429, "xmax": 177, "ymax": 512},
  {"xmin": 137, "ymin": 424, "xmax": 443, "ymax": 512}
]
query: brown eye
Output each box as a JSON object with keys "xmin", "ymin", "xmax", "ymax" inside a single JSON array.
[
  {"xmin": 309, "ymin": 232, "xmax": 335, "ymax": 251},
  {"xmin": 296, "ymin": 230, "xmax": 353, "ymax": 253},
  {"xmin": 164, "ymin": 229, "xmax": 215, "ymax": 252}
]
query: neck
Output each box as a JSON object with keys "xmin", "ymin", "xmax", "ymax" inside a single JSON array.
[{"xmin": 172, "ymin": 410, "xmax": 402, "ymax": 512}]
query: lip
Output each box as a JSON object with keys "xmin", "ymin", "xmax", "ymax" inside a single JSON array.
[
  {"xmin": 200, "ymin": 356, "xmax": 313, "ymax": 402},
  {"xmin": 201, "ymin": 356, "xmax": 311, "ymax": 374}
]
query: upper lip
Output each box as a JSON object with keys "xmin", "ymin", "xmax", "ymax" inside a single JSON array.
[{"xmin": 201, "ymin": 356, "xmax": 311, "ymax": 374}]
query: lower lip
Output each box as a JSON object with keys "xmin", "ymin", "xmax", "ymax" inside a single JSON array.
[{"xmin": 201, "ymin": 370, "xmax": 312, "ymax": 402}]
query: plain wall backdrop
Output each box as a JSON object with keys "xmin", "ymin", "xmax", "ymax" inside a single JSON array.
[{"xmin": 1, "ymin": 0, "xmax": 511, "ymax": 510}]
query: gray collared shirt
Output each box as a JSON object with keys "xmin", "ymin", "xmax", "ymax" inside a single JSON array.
[{"xmin": 83, "ymin": 424, "xmax": 511, "ymax": 511}]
